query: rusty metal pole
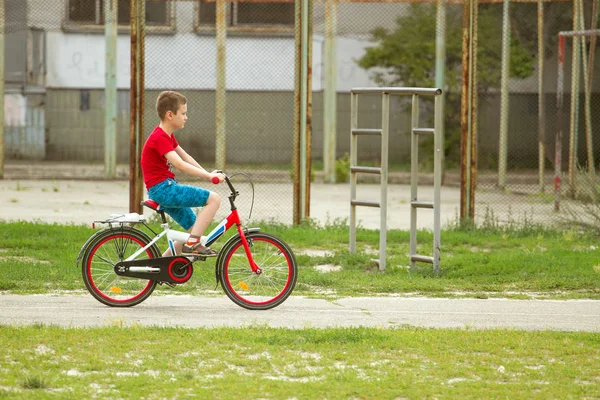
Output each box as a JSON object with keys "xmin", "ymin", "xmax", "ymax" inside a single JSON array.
[
  {"xmin": 0, "ymin": 0, "xmax": 4, "ymax": 179},
  {"xmin": 460, "ymin": 0, "xmax": 476, "ymax": 221},
  {"xmin": 129, "ymin": 0, "xmax": 139, "ymax": 213},
  {"xmin": 305, "ymin": 0, "xmax": 313, "ymax": 218},
  {"xmin": 555, "ymin": 34, "xmax": 565, "ymax": 212},
  {"xmin": 299, "ymin": 0, "xmax": 308, "ymax": 221},
  {"xmin": 587, "ymin": 0, "xmax": 598, "ymax": 90},
  {"xmin": 137, "ymin": 0, "xmax": 145, "ymax": 212},
  {"xmin": 470, "ymin": 0, "xmax": 478, "ymax": 219},
  {"xmin": 129, "ymin": 0, "xmax": 144, "ymax": 214},
  {"xmin": 586, "ymin": 0, "xmax": 599, "ymax": 195},
  {"xmin": 293, "ymin": 0, "xmax": 302, "ymax": 224},
  {"xmin": 538, "ymin": 0, "xmax": 545, "ymax": 193},
  {"xmin": 215, "ymin": 0, "xmax": 227, "ymax": 171},
  {"xmin": 579, "ymin": 0, "xmax": 596, "ymax": 198},
  {"xmin": 460, "ymin": 0, "xmax": 471, "ymax": 221},
  {"xmin": 568, "ymin": 0, "xmax": 581, "ymax": 199}
]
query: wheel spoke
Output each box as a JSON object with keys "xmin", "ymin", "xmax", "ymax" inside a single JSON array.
[
  {"xmin": 83, "ymin": 230, "xmax": 157, "ymax": 307},
  {"xmin": 221, "ymin": 234, "xmax": 297, "ymax": 309}
]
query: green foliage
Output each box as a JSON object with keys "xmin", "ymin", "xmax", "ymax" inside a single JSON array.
[
  {"xmin": 334, "ymin": 153, "xmax": 351, "ymax": 183},
  {"xmin": 357, "ymin": 4, "xmax": 536, "ymax": 166}
]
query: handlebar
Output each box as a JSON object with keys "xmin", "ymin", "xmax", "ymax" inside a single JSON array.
[
  {"xmin": 212, "ymin": 171, "xmax": 236, "ymax": 197},
  {"xmin": 210, "ymin": 170, "xmax": 255, "ymax": 220}
]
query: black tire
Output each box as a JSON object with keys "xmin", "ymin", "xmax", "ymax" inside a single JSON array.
[
  {"xmin": 217, "ymin": 232, "xmax": 298, "ymax": 310},
  {"xmin": 81, "ymin": 227, "xmax": 161, "ymax": 307}
]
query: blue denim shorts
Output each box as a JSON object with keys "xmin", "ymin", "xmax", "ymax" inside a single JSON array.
[{"xmin": 147, "ymin": 178, "xmax": 210, "ymax": 231}]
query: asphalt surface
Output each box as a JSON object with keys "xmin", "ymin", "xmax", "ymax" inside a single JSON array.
[{"xmin": 1, "ymin": 294, "xmax": 599, "ymax": 332}]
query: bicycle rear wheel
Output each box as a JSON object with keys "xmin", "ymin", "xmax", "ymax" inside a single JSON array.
[
  {"xmin": 218, "ymin": 232, "xmax": 298, "ymax": 310},
  {"xmin": 81, "ymin": 227, "xmax": 161, "ymax": 307}
]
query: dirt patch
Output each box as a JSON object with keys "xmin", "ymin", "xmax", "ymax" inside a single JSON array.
[
  {"xmin": 0, "ymin": 255, "xmax": 51, "ymax": 265},
  {"xmin": 314, "ymin": 264, "xmax": 342, "ymax": 273}
]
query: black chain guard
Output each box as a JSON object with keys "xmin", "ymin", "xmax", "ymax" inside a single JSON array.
[{"xmin": 115, "ymin": 256, "xmax": 194, "ymax": 284}]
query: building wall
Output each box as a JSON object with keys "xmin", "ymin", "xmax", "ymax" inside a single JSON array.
[{"xmin": 13, "ymin": 0, "xmax": 600, "ymax": 167}]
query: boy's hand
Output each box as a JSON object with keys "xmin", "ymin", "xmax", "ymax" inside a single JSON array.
[{"xmin": 209, "ymin": 171, "xmax": 225, "ymax": 184}]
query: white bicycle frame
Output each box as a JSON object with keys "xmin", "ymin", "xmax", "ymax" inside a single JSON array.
[{"xmin": 106, "ymin": 212, "xmax": 229, "ymax": 262}]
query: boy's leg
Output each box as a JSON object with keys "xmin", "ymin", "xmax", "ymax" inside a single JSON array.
[
  {"xmin": 181, "ymin": 192, "xmax": 221, "ymax": 255},
  {"xmin": 161, "ymin": 193, "xmax": 220, "ymax": 256},
  {"xmin": 148, "ymin": 180, "xmax": 220, "ymax": 255},
  {"xmin": 189, "ymin": 192, "xmax": 220, "ymax": 237}
]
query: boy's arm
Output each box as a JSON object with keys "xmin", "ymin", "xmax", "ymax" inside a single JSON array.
[
  {"xmin": 165, "ymin": 150, "xmax": 216, "ymax": 181},
  {"xmin": 174, "ymin": 146, "xmax": 202, "ymax": 169}
]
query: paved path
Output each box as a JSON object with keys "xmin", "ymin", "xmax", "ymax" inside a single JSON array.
[{"xmin": 1, "ymin": 294, "xmax": 599, "ymax": 332}]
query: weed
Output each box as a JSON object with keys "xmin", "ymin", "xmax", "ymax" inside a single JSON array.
[
  {"xmin": 21, "ymin": 373, "xmax": 50, "ymax": 390},
  {"xmin": 335, "ymin": 153, "xmax": 351, "ymax": 183}
]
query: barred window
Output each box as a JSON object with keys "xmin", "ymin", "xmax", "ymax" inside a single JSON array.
[
  {"xmin": 67, "ymin": 0, "xmax": 170, "ymax": 27},
  {"xmin": 198, "ymin": 2, "xmax": 294, "ymax": 31}
]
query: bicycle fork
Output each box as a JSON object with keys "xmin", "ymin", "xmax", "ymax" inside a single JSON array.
[{"xmin": 237, "ymin": 225, "xmax": 262, "ymax": 275}]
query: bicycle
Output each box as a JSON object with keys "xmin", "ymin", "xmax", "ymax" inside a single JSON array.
[{"xmin": 77, "ymin": 172, "xmax": 298, "ymax": 310}]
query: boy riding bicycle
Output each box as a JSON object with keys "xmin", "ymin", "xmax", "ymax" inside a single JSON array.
[{"xmin": 141, "ymin": 90, "xmax": 224, "ymax": 257}]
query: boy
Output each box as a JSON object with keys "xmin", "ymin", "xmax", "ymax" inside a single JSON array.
[{"xmin": 141, "ymin": 90, "xmax": 224, "ymax": 256}]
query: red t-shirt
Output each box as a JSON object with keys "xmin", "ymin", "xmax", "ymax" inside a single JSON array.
[{"xmin": 141, "ymin": 126, "xmax": 179, "ymax": 189}]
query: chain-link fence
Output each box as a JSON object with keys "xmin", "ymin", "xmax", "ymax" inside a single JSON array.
[
  {"xmin": 473, "ymin": 0, "xmax": 600, "ymax": 227},
  {"xmin": 2, "ymin": 0, "xmax": 600, "ymax": 228}
]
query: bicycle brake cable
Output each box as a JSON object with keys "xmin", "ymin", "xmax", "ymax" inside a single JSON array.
[{"xmin": 228, "ymin": 173, "xmax": 255, "ymax": 222}]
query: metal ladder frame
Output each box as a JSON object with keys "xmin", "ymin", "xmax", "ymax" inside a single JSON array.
[{"xmin": 349, "ymin": 87, "xmax": 443, "ymax": 273}]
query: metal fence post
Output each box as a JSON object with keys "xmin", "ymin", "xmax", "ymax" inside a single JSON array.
[
  {"xmin": 104, "ymin": 0, "xmax": 117, "ymax": 179},
  {"xmin": 215, "ymin": 0, "xmax": 227, "ymax": 171},
  {"xmin": 498, "ymin": 0, "xmax": 510, "ymax": 190},
  {"xmin": 409, "ymin": 94, "xmax": 420, "ymax": 268},
  {"xmin": 379, "ymin": 92, "xmax": 389, "ymax": 272},
  {"xmin": 349, "ymin": 91, "xmax": 358, "ymax": 254},
  {"xmin": 0, "ymin": 0, "xmax": 4, "ymax": 179},
  {"xmin": 129, "ymin": 0, "xmax": 144, "ymax": 214},
  {"xmin": 538, "ymin": 0, "xmax": 545, "ymax": 193},
  {"xmin": 433, "ymin": 94, "xmax": 443, "ymax": 273},
  {"xmin": 323, "ymin": 0, "xmax": 337, "ymax": 184}
]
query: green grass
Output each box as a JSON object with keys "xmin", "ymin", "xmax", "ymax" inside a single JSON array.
[
  {"xmin": 0, "ymin": 325, "xmax": 598, "ymax": 399},
  {"xmin": 1, "ymin": 221, "xmax": 599, "ymax": 398},
  {"xmin": 0, "ymin": 220, "xmax": 599, "ymax": 299}
]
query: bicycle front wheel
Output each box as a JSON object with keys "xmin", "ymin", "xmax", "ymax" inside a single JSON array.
[
  {"xmin": 218, "ymin": 232, "xmax": 298, "ymax": 310},
  {"xmin": 81, "ymin": 227, "xmax": 161, "ymax": 307}
]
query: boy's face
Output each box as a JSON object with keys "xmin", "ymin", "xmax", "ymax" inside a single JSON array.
[{"xmin": 166, "ymin": 103, "xmax": 187, "ymax": 130}]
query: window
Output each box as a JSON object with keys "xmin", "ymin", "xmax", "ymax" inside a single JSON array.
[
  {"xmin": 67, "ymin": 0, "xmax": 171, "ymax": 29},
  {"xmin": 197, "ymin": 1, "xmax": 294, "ymax": 32}
]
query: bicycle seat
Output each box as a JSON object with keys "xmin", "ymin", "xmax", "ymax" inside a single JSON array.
[{"xmin": 141, "ymin": 199, "xmax": 163, "ymax": 212}]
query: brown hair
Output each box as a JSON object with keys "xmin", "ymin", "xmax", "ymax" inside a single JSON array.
[{"xmin": 156, "ymin": 91, "xmax": 187, "ymax": 120}]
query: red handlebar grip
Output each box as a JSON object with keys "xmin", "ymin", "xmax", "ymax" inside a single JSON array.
[{"xmin": 212, "ymin": 176, "xmax": 221, "ymax": 184}]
